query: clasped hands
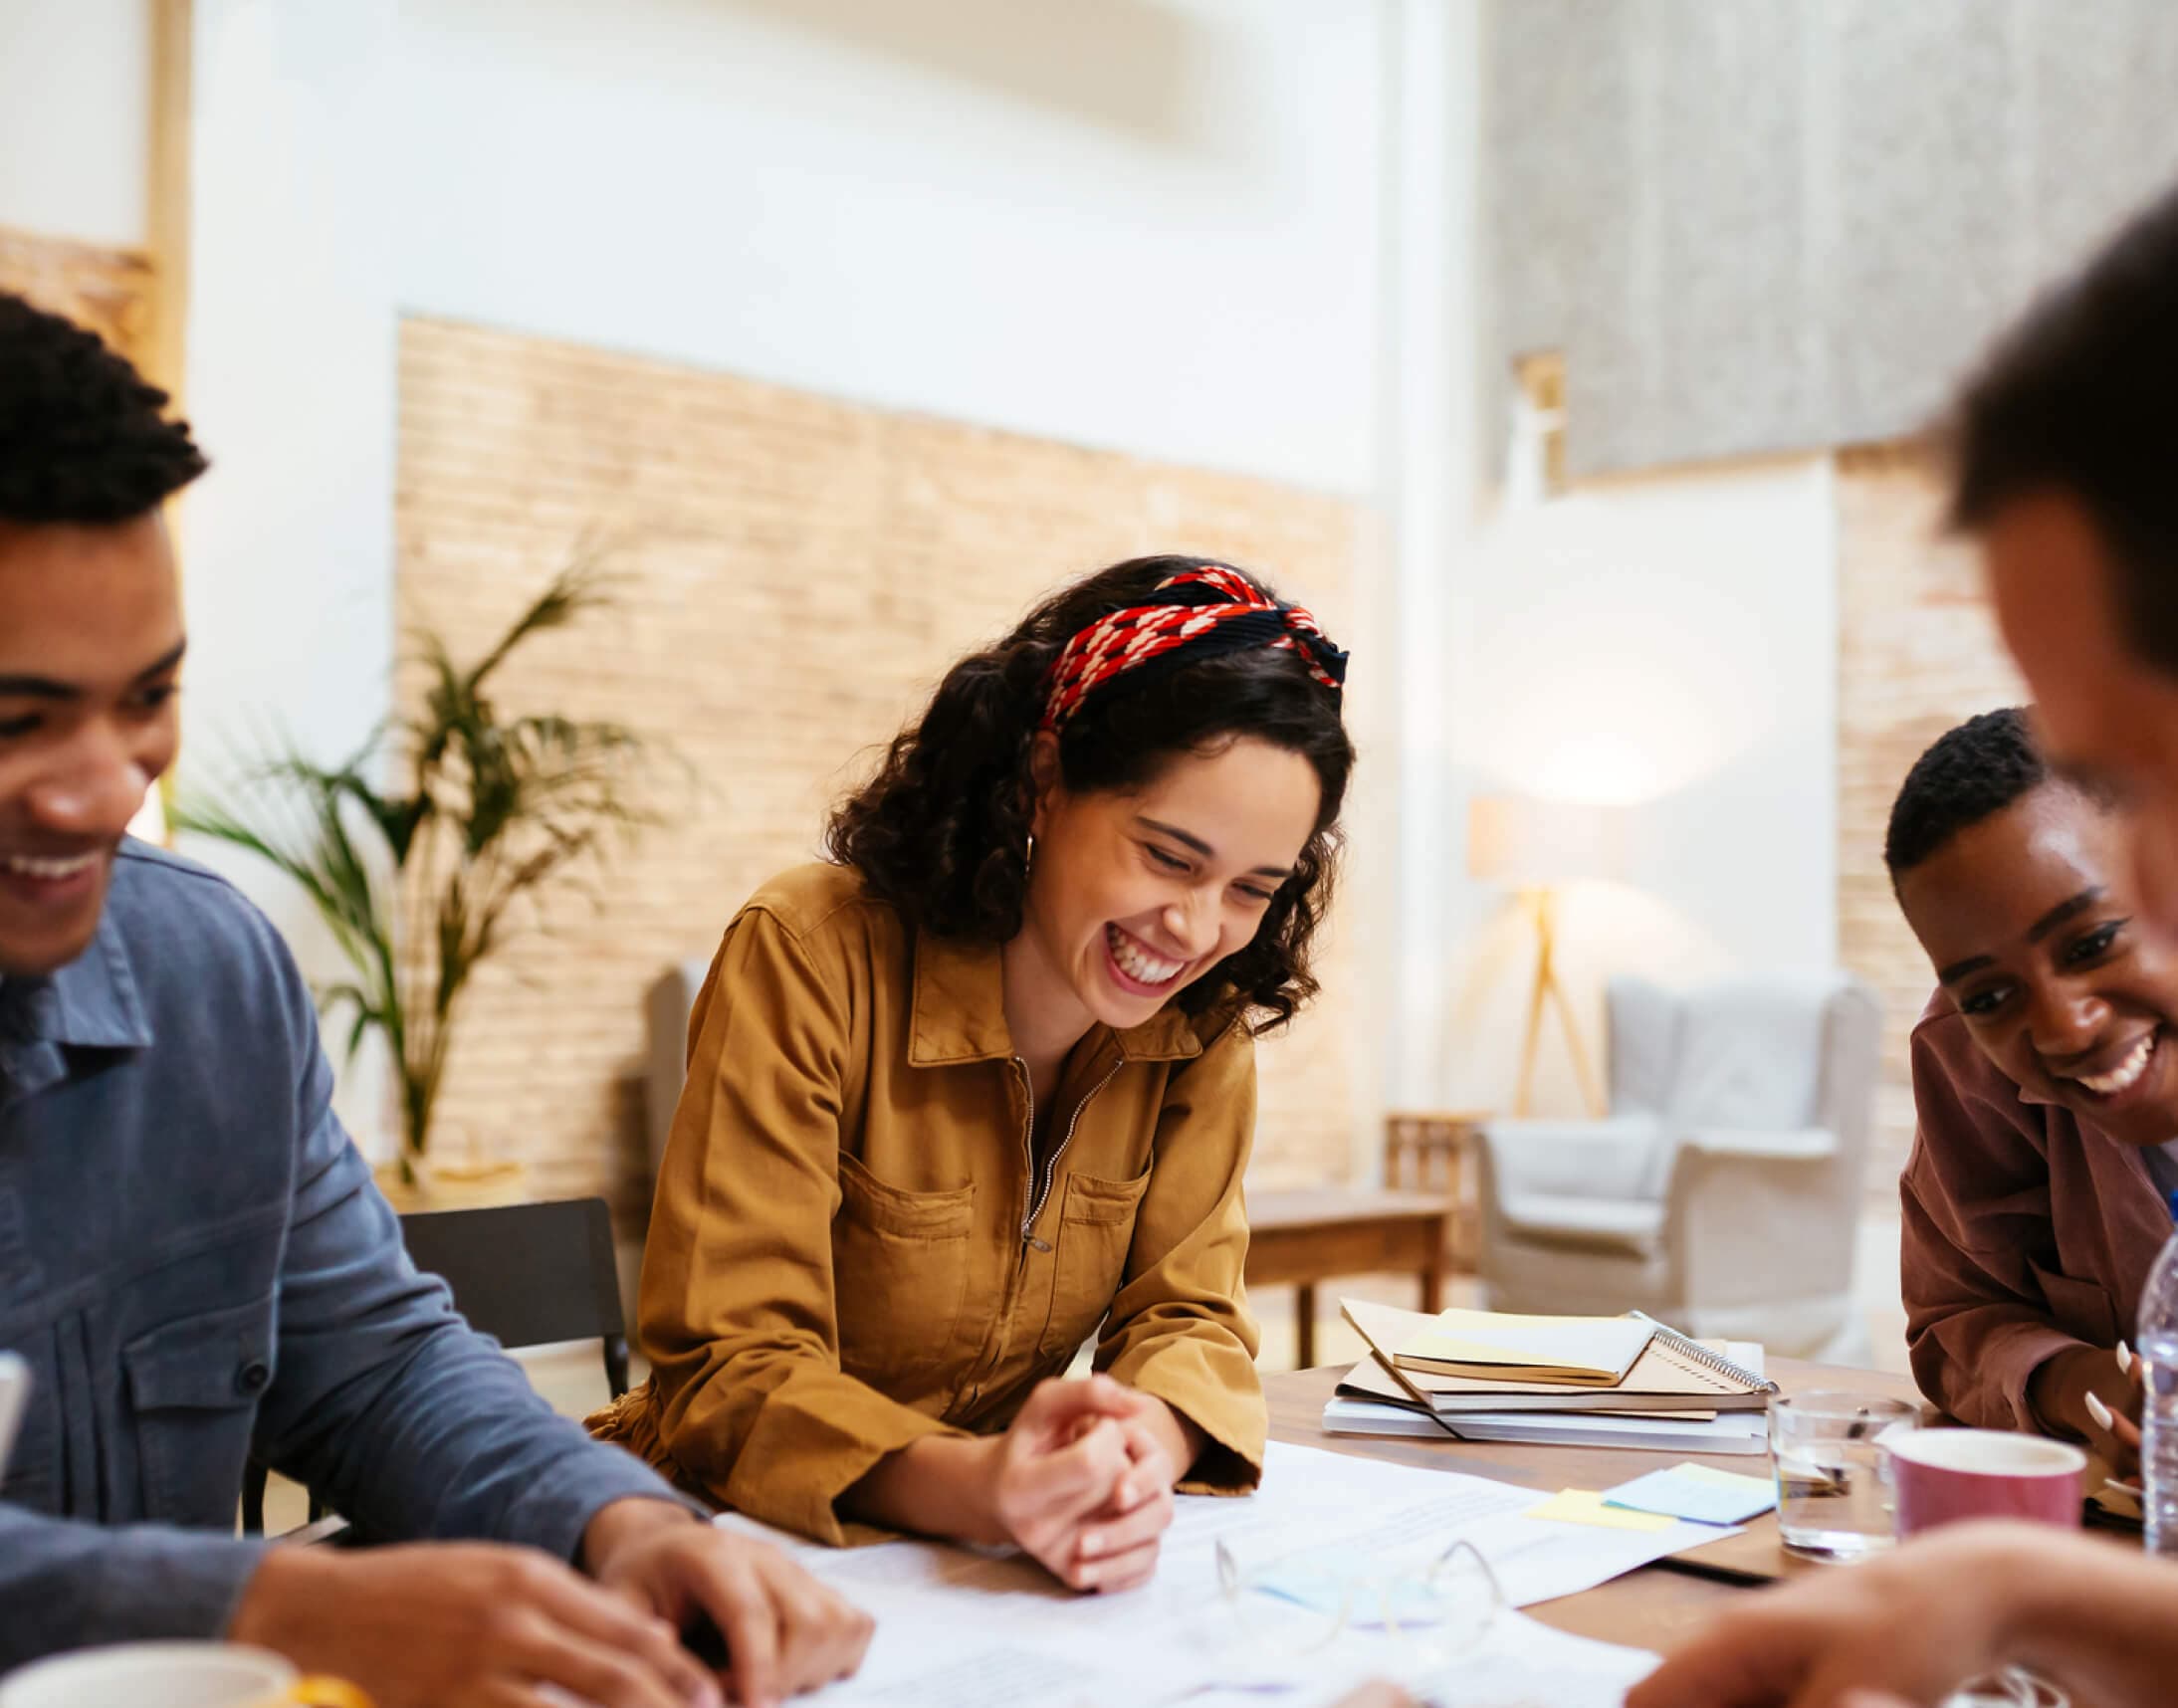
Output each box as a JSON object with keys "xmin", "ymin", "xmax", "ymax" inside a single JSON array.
[{"xmin": 978, "ymin": 1374, "xmax": 1194, "ymax": 1594}]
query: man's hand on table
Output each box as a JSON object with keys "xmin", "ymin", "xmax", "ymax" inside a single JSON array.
[
  {"xmin": 584, "ymin": 1498, "xmax": 873, "ymax": 1705},
  {"xmin": 226, "ymin": 1499, "xmax": 870, "ymax": 1708},
  {"xmin": 2029, "ymin": 1343, "xmax": 2144, "ymax": 1477},
  {"xmin": 1623, "ymin": 1521, "xmax": 2178, "ymax": 1708}
]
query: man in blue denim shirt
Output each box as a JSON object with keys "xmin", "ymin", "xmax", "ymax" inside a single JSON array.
[{"xmin": 0, "ymin": 296, "xmax": 871, "ymax": 1705}]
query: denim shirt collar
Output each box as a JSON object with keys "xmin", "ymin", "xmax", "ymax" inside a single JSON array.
[{"xmin": 0, "ymin": 907, "xmax": 154, "ymax": 1109}]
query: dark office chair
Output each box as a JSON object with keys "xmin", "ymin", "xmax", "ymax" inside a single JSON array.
[{"xmin": 241, "ymin": 1195, "xmax": 631, "ymax": 1535}]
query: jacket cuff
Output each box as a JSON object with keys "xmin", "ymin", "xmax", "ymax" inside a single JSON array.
[
  {"xmin": 723, "ymin": 1386, "xmax": 968, "ymax": 1546},
  {"xmin": 1106, "ymin": 1341, "xmax": 1265, "ymax": 1495},
  {"xmin": 2010, "ymin": 1328, "xmax": 2100, "ymax": 1434}
]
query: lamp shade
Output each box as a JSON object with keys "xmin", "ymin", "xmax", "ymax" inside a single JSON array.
[{"xmin": 1467, "ymin": 793, "xmax": 1627, "ymax": 885}]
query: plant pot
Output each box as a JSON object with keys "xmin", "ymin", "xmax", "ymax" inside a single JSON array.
[{"xmin": 372, "ymin": 1157, "xmax": 530, "ymax": 1213}]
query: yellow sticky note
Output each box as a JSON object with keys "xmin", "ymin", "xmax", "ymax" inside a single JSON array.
[{"xmin": 1523, "ymin": 1488, "xmax": 1675, "ymax": 1532}]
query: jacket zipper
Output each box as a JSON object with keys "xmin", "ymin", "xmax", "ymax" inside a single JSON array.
[
  {"xmin": 1006, "ymin": 1055, "xmax": 1040, "ymax": 1249},
  {"xmin": 1021, "ymin": 1059, "xmax": 1123, "ymax": 1246}
]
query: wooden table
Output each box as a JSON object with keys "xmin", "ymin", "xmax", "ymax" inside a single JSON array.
[
  {"xmin": 1265, "ymin": 1356, "xmax": 1926, "ymax": 1649},
  {"xmin": 1245, "ymin": 1191, "xmax": 1453, "ymax": 1369}
]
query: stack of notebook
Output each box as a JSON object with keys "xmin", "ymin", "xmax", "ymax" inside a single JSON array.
[{"xmin": 1328, "ymin": 1299, "xmax": 1777, "ymax": 1455}]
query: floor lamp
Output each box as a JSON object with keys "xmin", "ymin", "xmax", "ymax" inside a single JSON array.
[{"xmin": 1467, "ymin": 794, "xmax": 1623, "ymax": 1118}]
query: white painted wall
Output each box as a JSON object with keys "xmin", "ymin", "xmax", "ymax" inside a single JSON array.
[
  {"xmin": 390, "ymin": 0, "xmax": 1386, "ymax": 495},
  {"xmin": 174, "ymin": 0, "xmax": 401, "ymax": 1148},
  {"xmin": 1440, "ymin": 455, "xmax": 1842, "ymax": 1113},
  {"xmin": 0, "ymin": 0, "xmax": 148, "ymax": 247}
]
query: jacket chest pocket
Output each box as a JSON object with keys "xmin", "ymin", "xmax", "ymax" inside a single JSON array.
[
  {"xmin": 123, "ymin": 1294, "xmax": 276, "ymax": 1526},
  {"xmin": 1037, "ymin": 1170, "xmax": 1152, "ymax": 1362},
  {"xmin": 831, "ymin": 1154, "xmax": 976, "ymax": 1397}
]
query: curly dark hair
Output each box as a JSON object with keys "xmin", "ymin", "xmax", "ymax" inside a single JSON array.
[
  {"xmin": 0, "ymin": 292, "xmax": 207, "ymax": 525},
  {"xmin": 1885, "ymin": 705, "xmax": 2118, "ymax": 879},
  {"xmin": 827, "ymin": 555, "xmax": 1355, "ymax": 1038}
]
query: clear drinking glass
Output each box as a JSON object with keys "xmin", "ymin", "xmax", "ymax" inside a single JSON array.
[{"xmin": 1768, "ymin": 1390, "xmax": 1917, "ymax": 1560}]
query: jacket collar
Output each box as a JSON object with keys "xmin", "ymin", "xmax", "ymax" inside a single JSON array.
[
  {"xmin": 0, "ymin": 904, "xmax": 153, "ymax": 1109},
  {"xmin": 908, "ymin": 929, "xmax": 1201, "ymax": 1067}
]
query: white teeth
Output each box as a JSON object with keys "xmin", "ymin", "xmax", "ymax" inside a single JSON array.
[
  {"xmin": 1107, "ymin": 924, "xmax": 1183, "ymax": 987},
  {"xmin": 3, "ymin": 851, "xmax": 97, "ymax": 881},
  {"xmin": 2075, "ymin": 1033, "xmax": 2156, "ymax": 1096}
]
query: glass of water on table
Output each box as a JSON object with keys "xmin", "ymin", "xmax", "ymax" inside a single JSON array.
[{"xmin": 1768, "ymin": 1390, "xmax": 1919, "ymax": 1560}]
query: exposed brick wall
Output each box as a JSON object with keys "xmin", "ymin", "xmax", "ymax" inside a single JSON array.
[
  {"xmin": 395, "ymin": 318, "xmax": 1365, "ymax": 1222},
  {"xmin": 1835, "ymin": 442, "xmax": 2026, "ymax": 1196}
]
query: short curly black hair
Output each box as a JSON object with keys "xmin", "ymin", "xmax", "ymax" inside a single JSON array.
[
  {"xmin": 1885, "ymin": 706, "xmax": 2117, "ymax": 879},
  {"xmin": 826, "ymin": 555, "xmax": 1355, "ymax": 1039},
  {"xmin": 0, "ymin": 292, "xmax": 207, "ymax": 524}
]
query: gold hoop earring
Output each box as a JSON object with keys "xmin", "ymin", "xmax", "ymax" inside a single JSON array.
[{"xmin": 1024, "ymin": 833, "xmax": 1036, "ymax": 875}]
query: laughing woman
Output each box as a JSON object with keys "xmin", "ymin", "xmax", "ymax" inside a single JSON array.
[
  {"xmin": 1886, "ymin": 708, "xmax": 2173, "ymax": 1466},
  {"xmin": 594, "ymin": 557, "xmax": 1352, "ymax": 1591}
]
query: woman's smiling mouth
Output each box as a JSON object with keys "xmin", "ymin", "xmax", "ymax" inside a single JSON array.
[{"xmin": 1104, "ymin": 923, "xmax": 1185, "ymax": 992}]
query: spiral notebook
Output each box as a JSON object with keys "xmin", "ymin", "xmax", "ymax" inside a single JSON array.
[{"xmin": 1341, "ymin": 1298, "xmax": 1777, "ymax": 1414}]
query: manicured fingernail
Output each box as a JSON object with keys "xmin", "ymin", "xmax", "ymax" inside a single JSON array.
[
  {"xmin": 2087, "ymin": 1391, "xmax": 2115, "ymax": 1431},
  {"xmin": 2118, "ymin": 1341, "xmax": 2134, "ymax": 1375},
  {"xmin": 1080, "ymin": 1530, "xmax": 1105, "ymax": 1558}
]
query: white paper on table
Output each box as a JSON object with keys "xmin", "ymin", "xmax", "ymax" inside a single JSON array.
[
  {"xmin": 713, "ymin": 1440, "xmax": 1723, "ymax": 1705},
  {"xmin": 1183, "ymin": 1611, "xmax": 1656, "ymax": 1708}
]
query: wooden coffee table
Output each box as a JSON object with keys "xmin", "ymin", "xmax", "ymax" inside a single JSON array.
[{"xmin": 1245, "ymin": 1189, "xmax": 1453, "ymax": 1369}]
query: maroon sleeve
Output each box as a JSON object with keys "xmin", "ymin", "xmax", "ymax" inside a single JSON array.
[{"xmin": 1900, "ymin": 1005, "xmax": 2084, "ymax": 1430}]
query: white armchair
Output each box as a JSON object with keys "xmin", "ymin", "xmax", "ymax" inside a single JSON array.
[{"xmin": 1473, "ymin": 970, "xmax": 1881, "ymax": 1360}]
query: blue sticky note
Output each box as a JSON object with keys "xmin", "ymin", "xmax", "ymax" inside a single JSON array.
[{"xmin": 1602, "ymin": 1462, "xmax": 1776, "ymax": 1526}]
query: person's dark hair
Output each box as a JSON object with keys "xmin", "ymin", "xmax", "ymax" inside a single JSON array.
[
  {"xmin": 826, "ymin": 554, "xmax": 1355, "ymax": 1037},
  {"xmin": 0, "ymin": 292, "xmax": 207, "ymax": 525},
  {"xmin": 1948, "ymin": 184, "xmax": 2178, "ymax": 673},
  {"xmin": 1885, "ymin": 705, "xmax": 2118, "ymax": 879}
]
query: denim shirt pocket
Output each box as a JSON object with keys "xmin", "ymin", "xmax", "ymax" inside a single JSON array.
[{"xmin": 122, "ymin": 1293, "xmax": 277, "ymax": 1525}]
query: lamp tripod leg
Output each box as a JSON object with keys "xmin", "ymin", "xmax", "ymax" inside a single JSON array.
[
  {"xmin": 1544, "ymin": 960, "xmax": 1607, "ymax": 1117},
  {"xmin": 1513, "ymin": 886, "xmax": 1607, "ymax": 1119},
  {"xmin": 1513, "ymin": 890, "xmax": 1551, "ymax": 1117}
]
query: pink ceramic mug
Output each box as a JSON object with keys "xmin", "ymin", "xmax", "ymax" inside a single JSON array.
[{"xmin": 1889, "ymin": 1427, "xmax": 2086, "ymax": 1536}]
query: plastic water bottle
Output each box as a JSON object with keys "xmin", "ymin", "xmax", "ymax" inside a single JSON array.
[{"xmin": 2137, "ymin": 1187, "xmax": 2178, "ymax": 1555}]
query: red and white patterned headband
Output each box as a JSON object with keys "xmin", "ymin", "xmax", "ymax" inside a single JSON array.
[{"xmin": 1039, "ymin": 565, "xmax": 1348, "ymax": 733}]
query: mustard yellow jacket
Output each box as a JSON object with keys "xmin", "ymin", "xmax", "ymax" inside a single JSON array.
[{"xmin": 593, "ymin": 862, "xmax": 1264, "ymax": 1543}]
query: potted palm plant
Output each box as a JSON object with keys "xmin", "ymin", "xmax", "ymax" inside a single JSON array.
[{"xmin": 175, "ymin": 562, "xmax": 653, "ymax": 1205}]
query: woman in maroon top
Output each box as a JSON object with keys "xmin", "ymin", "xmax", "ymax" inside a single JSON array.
[{"xmin": 1886, "ymin": 707, "xmax": 2170, "ymax": 1463}]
